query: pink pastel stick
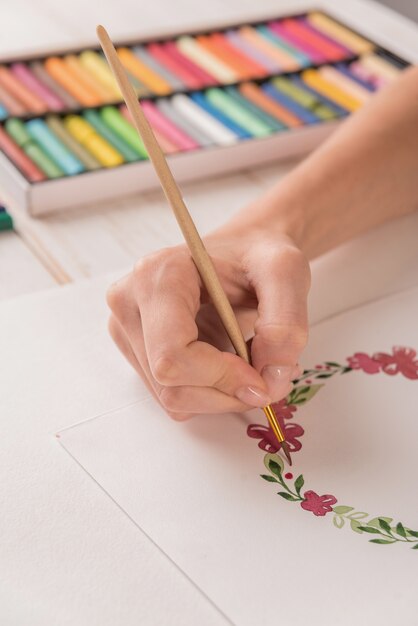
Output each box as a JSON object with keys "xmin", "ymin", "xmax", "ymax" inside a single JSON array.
[
  {"xmin": 269, "ymin": 21, "xmax": 326, "ymax": 64},
  {"xmin": 120, "ymin": 104, "xmax": 179, "ymax": 154},
  {"xmin": 141, "ymin": 100, "xmax": 198, "ymax": 151},
  {"xmin": 163, "ymin": 42, "xmax": 217, "ymax": 87},
  {"xmin": 11, "ymin": 62, "xmax": 65, "ymax": 111}
]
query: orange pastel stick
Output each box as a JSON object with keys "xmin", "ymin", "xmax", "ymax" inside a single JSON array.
[
  {"xmin": 239, "ymin": 82, "xmax": 302, "ymax": 128},
  {"xmin": 239, "ymin": 26, "xmax": 300, "ymax": 71},
  {"xmin": 44, "ymin": 57, "xmax": 102, "ymax": 107},
  {"xmin": 196, "ymin": 34, "xmax": 264, "ymax": 80},
  {"xmin": 64, "ymin": 55, "xmax": 115, "ymax": 103},
  {"xmin": 0, "ymin": 66, "xmax": 46, "ymax": 114},
  {"xmin": 117, "ymin": 48, "xmax": 171, "ymax": 95}
]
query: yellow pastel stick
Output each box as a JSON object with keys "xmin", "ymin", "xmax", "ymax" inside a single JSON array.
[
  {"xmin": 318, "ymin": 66, "xmax": 372, "ymax": 104},
  {"xmin": 360, "ymin": 54, "xmax": 401, "ymax": 81},
  {"xmin": 302, "ymin": 69, "xmax": 362, "ymax": 111},
  {"xmin": 79, "ymin": 51, "xmax": 122, "ymax": 99},
  {"xmin": 117, "ymin": 48, "xmax": 171, "ymax": 95},
  {"xmin": 64, "ymin": 55, "xmax": 115, "ymax": 103},
  {"xmin": 177, "ymin": 36, "xmax": 238, "ymax": 84},
  {"xmin": 307, "ymin": 12, "xmax": 374, "ymax": 54},
  {"xmin": 64, "ymin": 115, "xmax": 124, "ymax": 167}
]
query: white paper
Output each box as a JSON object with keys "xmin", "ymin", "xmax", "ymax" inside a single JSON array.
[{"xmin": 59, "ymin": 287, "xmax": 418, "ymax": 626}]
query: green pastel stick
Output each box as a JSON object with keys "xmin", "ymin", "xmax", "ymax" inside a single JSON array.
[
  {"xmin": 226, "ymin": 86, "xmax": 284, "ymax": 132},
  {"xmin": 84, "ymin": 109, "xmax": 140, "ymax": 163},
  {"xmin": 272, "ymin": 77, "xmax": 336, "ymax": 120},
  {"xmin": 46, "ymin": 115, "xmax": 101, "ymax": 171},
  {"xmin": 5, "ymin": 118, "xmax": 64, "ymax": 178},
  {"xmin": 0, "ymin": 211, "xmax": 13, "ymax": 231},
  {"xmin": 205, "ymin": 88, "xmax": 272, "ymax": 137},
  {"xmin": 100, "ymin": 106, "xmax": 147, "ymax": 158}
]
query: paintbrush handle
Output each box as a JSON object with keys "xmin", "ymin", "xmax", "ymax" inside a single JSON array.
[{"xmin": 97, "ymin": 25, "xmax": 250, "ymax": 363}]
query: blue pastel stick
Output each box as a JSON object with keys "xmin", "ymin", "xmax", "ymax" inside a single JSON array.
[
  {"xmin": 290, "ymin": 76, "xmax": 349, "ymax": 117},
  {"xmin": 263, "ymin": 83, "xmax": 320, "ymax": 124},
  {"xmin": 335, "ymin": 63, "xmax": 376, "ymax": 91},
  {"xmin": 26, "ymin": 119, "xmax": 84, "ymax": 176},
  {"xmin": 191, "ymin": 92, "xmax": 251, "ymax": 139},
  {"xmin": 0, "ymin": 104, "xmax": 8, "ymax": 120},
  {"xmin": 256, "ymin": 24, "xmax": 311, "ymax": 67},
  {"xmin": 225, "ymin": 86, "xmax": 285, "ymax": 132}
]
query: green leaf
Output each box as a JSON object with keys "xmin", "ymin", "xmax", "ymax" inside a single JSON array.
[
  {"xmin": 367, "ymin": 517, "xmax": 393, "ymax": 529},
  {"xmin": 347, "ymin": 511, "xmax": 368, "ymax": 520},
  {"xmin": 333, "ymin": 515, "xmax": 345, "ymax": 529},
  {"xmin": 350, "ymin": 519, "xmax": 364, "ymax": 534},
  {"xmin": 406, "ymin": 529, "xmax": 418, "ymax": 538},
  {"xmin": 412, "ymin": 544, "xmax": 418, "ymax": 550},
  {"xmin": 369, "ymin": 539, "xmax": 396, "ymax": 545},
  {"xmin": 396, "ymin": 522, "xmax": 407, "ymax": 538},
  {"xmin": 342, "ymin": 367, "xmax": 353, "ymax": 374},
  {"xmin": 378, "ymin": 518, "xmax": 393, "ymax": 534},
  {"xmin": 277, "ymin": 492, "xmax": 298, "ymax": 501},
  {"xmin": 292, "ymin": 384, "xmax": 324, "ymax": 405},
  {"xmin": 357, "ymin": 526, "xmax": 382, "ymax": 534},
  {"xmin": 261, "ymin": 474, "xmax": 278, "ymax": 483},
  {"xmin": 332, "ymin": 505, "xmax": 354, "ymax": 515},
  {"xmin": 316, "ymin": 373, "xmax": 333, "ymax": 379},
  {"xmin": 264, "ymin": 453, "xmax": 284, "ymax": 477},
  {"xmin": 325, "ymin": 362, "xmax": 341, "ymax": 367},
  {"xmin": 294, "ymin": 474, "xmax": 304, "ymax": 496}
]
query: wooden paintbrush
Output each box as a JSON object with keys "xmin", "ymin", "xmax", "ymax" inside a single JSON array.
[{"xmin": 97, "ymin": 25, "xmax": 292, "ymax": 466}]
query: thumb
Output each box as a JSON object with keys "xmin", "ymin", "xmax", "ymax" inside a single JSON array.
[{"xmin": 248, "ymin": 244, "xmax": 310, "ymax": 401}]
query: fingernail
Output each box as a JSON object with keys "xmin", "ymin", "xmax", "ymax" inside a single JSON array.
[
  {"xmin": 292, "ymin": 364, "xmax": 303, "ymax": 380},
  {"xmin": 235, "ymin": 386, "xmax": 271, "ymax": 408},
  {"xmin": 262, "ymin": 365, "xmax": 294, "ymax": 401}
]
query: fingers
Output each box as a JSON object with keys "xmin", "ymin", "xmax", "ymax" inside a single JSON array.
[{"xmin": 246, "ymin": 240, "xmax": 310, "ymax": 401}]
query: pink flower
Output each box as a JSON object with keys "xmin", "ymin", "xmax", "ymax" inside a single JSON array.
[
  {"xmin": 247, "ymin": 420, "xmax": 304, "ymax": 454},
  {"xmin": 373, "ymin": 346, "xmax": 418, "ymax": 380},
  {"xmin": 271, "ymin": 398, "xmax": 297, "ymax": 420},
  {"xmin": 347, "ymin": 352, "xmax": 381, "ymax": 374},
  {"xmin": 300, "ymin": 491, "xmax": 337, "ymax": 516}
]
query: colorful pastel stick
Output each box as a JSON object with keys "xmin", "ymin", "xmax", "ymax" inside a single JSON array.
[
  {"xmin": 0, "ymin": 207, "xmax": 13, "ymax": 232},
  {"xmin": 10, "ymin": 63, "xmax": 65, "ymax": 111},
  {"xmin": 0, "ymin": 83, "xmax": 26, "ymax": 116},
  {"xmin": 45, "ymin": 57, "xmax": 102, "ymax": 107},
  {"xmin": 318, "ymin": 66, "xmax": 372, "ymax": 104},
  {"xmin": 359, "ymin": 54, "xmax": 401, "ymax": 82},
  {"xmin": 79, "ymin": 51, "xmax": 121, "ymax": 99},
  {"xmin": 171, "ymin": 93, "xmax": 237, "ymax": 146},
  {"xmin": 99, "ymin": 106, "xmax": 147, "ymax": 158},
  {"xmin": 196, "ymin": 34, "xmax": 267, "ymax": 80},
  {"xmin": 30, "ymin": 61, "xmax": 80, "ymax": 109},
  {"xmin": 263, "ymin": 82, "xmax": 320, "ymax": 124},
  {"xmin": 64, "ymin": 55, "xmax": 114, "ymax": 103},
  {"xmin": 26, "ymin": 118, "xmax": 85, "ymax": 175},
  {"xmin": 141, "ymin": 100, "xmax": 198, "ymax": 151},
  {"xmin": 0, "ymin": 103, "xmax": 7, "ymax": 120},
  {"xmin": 147, "ymin": 43, "xmax": 203, "ymax": 89},
  {"xmin": 225, "ymin": 30, "xmax": 277, "ymax": 74},
  {"xmin": 306, "ymin": 12, "xmax": 374, "ymax": 55},
  {"xmin": 190, "ymin": 92, "xmax": 249, "ymax": 139},
  {"xmin": 0, "ymin": 125, "xmax": 46, "ymax": 181},
  {"xmin": 84, "ymin": 109, "xmax": 140, "ymax": 162},
  {"xmin": 272, "ymin": 76, "xmax": 337, "ymax": 119},
  {"xmin": 176, "ymin": 36, "xmax": 238, "ymax": 84},
  {"xmin": 0, "ymin": 66, "xmax": 47, "ymax": 114},
  {"xmin": 132, "ymin": 47, "xmax": 185, "ymax": 90},
  {"xmin": 301, "ymin": 69, "xmax": 362, "ymax": 111},
  {"xmin": 117, "ymin": 48, "xmax": 172, "ymax": 95},
  {"xmin": 239, "ymin": 82, "xmax": 302, "ymax": 128},
  {"xmin": 238, "ymin": 26, "xmax": 299, "ymax": 71},
  {"xmin": 64, "ymin": 115, "xmax": 124, "ymax": 167},
  {"xmin": 119, "ymin": 104, "xmax": 178, "ymax": 154},
  {"xmin": 256, "ymin": 25, "xmax": 310, "ymax": 67},
  {"xmin": 205, "ymin": 88, "xmax": 272, "ymax": 137},
  {"xmin": 224, "ymin": 86, "xmax": 284, "ymax": 132},
  {"xmin": 298, "ymin": 17, "xmax": 352, "ymax": 56},
  {"xmin": 349, "ymin": 60, "xmax": 386, "ymax": 89},
  {"xmin": 290, "ymin": 76, "xmax": 349, "ymax": 117},
  {"xmin": 281, "ymin": 18, "xmax": 349, "ymax": 61},
  {"xmin": 268, "ymin": 21, "xmax": 326, "ymax": 64},
  {"xmin": 155, "ymin": 98, "xmax": 213, "ymax": 146},
  {"xmin": 5, "ymin": 118, "xmax": 64, "ymax": 178},
  {"xmin": 163, "ymin": 42, "xmax": 217, "ymax": 87},
  {"xmin": 46, "ymin": 116, "xmax": 101, "ymax": 170},
  {"xmin": 334, "ymin": 63, "xmax": 376, "ymax": 91}
]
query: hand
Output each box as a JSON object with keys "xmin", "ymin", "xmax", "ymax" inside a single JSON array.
[{"xmin": 107, "ymin": 225, "xmax": 310, "ymax": 420}]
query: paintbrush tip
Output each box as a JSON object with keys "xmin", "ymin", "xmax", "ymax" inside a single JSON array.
[{"xmin": 281, "ymin": 440, "xmax": 292, "ymax": 466}]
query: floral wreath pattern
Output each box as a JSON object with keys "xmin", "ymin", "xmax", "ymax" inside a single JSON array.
[{"xmin": 247, "ymin": 347, "xmax": 418, "ymax": 549}]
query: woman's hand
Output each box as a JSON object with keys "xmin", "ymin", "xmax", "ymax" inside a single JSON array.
[{"xmin": 107, "ymin": 223, "xmax": 310, "ymax": 420}]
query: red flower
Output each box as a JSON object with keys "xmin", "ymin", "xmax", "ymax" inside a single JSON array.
[
  {"xmin": 300, "ymin": 491, "xmax": 337, "ymax": 516},
  {"xmin": 247, "ymin": 420, "xmax": 304, "ymax": 453},
  {"xmin": 271, "ymin": 398, "xmax": 297, "ymax": 420},
  {"xmin": 347, "ymin": 352, "xmax": 381, "ymax": 374},
  {"xmin": 373, "ymin": 346, "xmax": 418, "ymax": 380}
]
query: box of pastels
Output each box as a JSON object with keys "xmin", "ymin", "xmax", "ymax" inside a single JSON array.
[{"xmin": 0, "ymin": 10, "xmax": 411, "ymax": 215}]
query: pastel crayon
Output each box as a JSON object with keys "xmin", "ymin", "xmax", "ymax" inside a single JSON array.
[
  {"xmin": 64, "ymin": 115, "xmax": 124, "ymax": 167},
  {"xmin": 359, "ymin": 54, "xmax": 401, "ymax": 82},
  {"xmin": 119, "ymin": 105, "xmax": 178, "ymax": 154},
  {"xmin": 147, "ymin": 43, "xmax": 203, "ymax": 89},
  {"xmin": 156, "ymin": 98, "xmax": 213, "ymax": 146},
  {"xmin": 239, "ymin": 82, "xmax": 302, "ymax": 127},
  {"xmin": 117, "ymin": 48, "xmax": 171, "ymax": 95},
  {"xmin": 268, "ymin": 22, "xmax": 326, "ymax": 64},
  {"xmin": 0, "ymin": 125, "xmax": 46, "ymax": 181},
  {"xmin": 290, "ymin": 76, "xmax": 349, "ymax": 117},
  {"xmin": 205, "ymin": 88, "xmax": 272, "ymax": 137},
  {"xmin": 0, "ymin": 103, "xmax": 7, "ymax": 120},
  {"xmin": 191, "ymin": 92, "xmax": 249, "ymax": 139},
  {"xmin": 163, "ymin": 42, "xmax": 217, "ymax": 87},
  {"xmin": 0, "ymin": 66, "xmax": 47, "ymax": 114},
  {"xmin": 318, "ymin": 66, "xmax": 372, "ymax": 104},
  {"xmin": 0, "ymin": 209, "xmax": 13, "ymax": 232},
  {"xmin": 5, "ymin": 118, "xmax": 64, "ymax": 178},
  {"xmin": 301, "ymin": 69, "xmax": 362, "ymax": 111},
  {"xmin": 84, "ymin": 109, "xmax": 140, "ymax": 162},
  {"xmin": 272, "ymin": 76, "xmax": 337, "ymax": 119},
  {"xmin": 64, "ymin": 55, "xmax": 114, "ymax": 103},
  {"xmin": 224, "ymin": 86, "xmax": 284, "ymax": 131},
  {"xmin": 176, "ymin": 36, "xmax": 238, "ymax": 84},
  {"xmin": 30, "ymin": 61, "xmax": 80, "ymax": 109},
  {"xmin": 334, "ymin": 63, "xmax": 376, "ymax": 91},
  {"xmin": 196, "ymin": 34, "xmax": 267, "ymax": 80},
  {"xmin": 141, "ymin": 100, "xmax": 198, "ymax": 151},
  {"xmin": 281, "ymin": 18, "xmax": 349, "ymax": 61},
  {"xmin": 132, "ymin": 47, "xmax": 185, "ymax": 90},
  {"xmin": 0, "ymin": 83, "xmax": 26, "ymax": 116},
  {"xmin": 79, "ymin": 51, "xmax": 122, "ymax": 99},
  {"xmin": 26, "ymin": 118, "xmax": 85, "ymax": 175},
  {"xmin": 298, "ymin": 17, "xmax": 353, "ymax": 56},
  {"xmin": 349, "ymin": 60, "xmax": 386, "ymax": 89},
  {"xmin": 263, "ymin": 83, "xmax": 320, "ymax": 124},
  {"xmin": 225, "ymin": 30, "xmax": 278, "ymax": 74},
  {"xmin": 44, "ymin": 57, "xmax": 102, "ymax": 107},
  {"xmin": 238, "ymin": 26, "xmax": 299, "ymax": 71},
  {"xmin": 46, "ymin": 116, "xmax": 101, "ymax": 170},
  {"xmin": 170, "ymin": 93, "xmax": 238, "ymax": 146},
  {"xmin": 307, "ymin": 12, "xmax": 374, "ymax": 55},
  {"xmin": 256, "ymin": 25, "xmax": 310, "ymax": 67},
  {"xmin": 100, "ymin": 106, "xmax": 147, "ymax": 158},
  {"xmin": 11, "ymin": 63, "xmax": 65, "ymax": 111}
]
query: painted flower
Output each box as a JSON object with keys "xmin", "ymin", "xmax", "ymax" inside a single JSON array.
[
  {"xmin": 271, "ymin": 398, "xmax": 297, "ymax": 420},
  {"xmin": 300, "ymin": 491, "xmax": 337, "ymax": 516},
  {"xmin": 347, "ymin": 352, "xmax": 381, "ymax": 374},
  {"xmin": 373, "ymin": 346, "xmax": 418, "ymax": 380},
  {"xmin": 247, "ymin": 420, "xmax": 304, "ymax": 454}
]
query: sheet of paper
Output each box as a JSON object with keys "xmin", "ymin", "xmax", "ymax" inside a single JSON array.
[{"xmin": 59, "ymin": 287, "xmax": 418, "ymax": 626}]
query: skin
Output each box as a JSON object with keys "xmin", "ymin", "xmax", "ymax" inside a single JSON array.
[{"xmin": 107, "ymin": 65, "xmax": 418, "ymax": 420}]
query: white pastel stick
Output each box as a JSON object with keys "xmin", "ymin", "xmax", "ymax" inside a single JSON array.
[
  {"xmin": 318, "ymin": 66, "xmax": 372, "ymax": 104},
  {"xmin": 170, "ymin": 94, "xmax": 238, "ymax": 146},
  {"xmin": 176, "ymin": 36, "xmax": 238, "ymax": 84}
]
